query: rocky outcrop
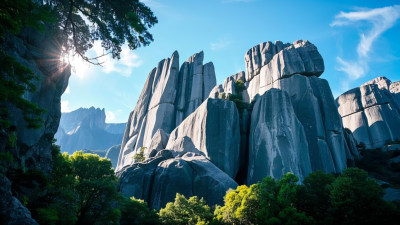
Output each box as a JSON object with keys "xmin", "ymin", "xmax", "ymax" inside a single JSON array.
[
  {"xmin": 247, "ymin": 89, "xmax": 311, "ymax": 183},
  {"xmin": 0, "ymin": 175, "xmax": 38, "ymax": 225},
  {"xmin": 244, "ymin": 40, "xmax": 324, "ymax": 101},
  {"xmin": 2, "ymin": 27, "xmax": 71, "ymax": 174},
  {"xmin": 118, "ymin": 40, "xmax": 359, "ymax": 208},
  {"xmin": 116, "ymin": 51, "xmax": 216, "ymax": 172},
  {"xmin": 211, "ymin": 40, "xmax": 355, "ymax": 183},
  {"xmin": 336, "ymin": 77, "xmax": 400, "ymax": 149},
  {"xmin": 118, "ymin": 151, "xmax": 237, "ymax": 210},
  {"xmin": 55, "ymin": 107, "xmax": 125, "ymax": 154},
  {"xmin": 166, "ymin": 98, "xmax": 241, "ymax": 178}
]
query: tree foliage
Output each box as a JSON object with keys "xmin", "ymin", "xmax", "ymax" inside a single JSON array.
[
  {"xmin": 215, "ymin": 169, "xmax": 399, "ymax": 225},
  {"xmin": 159, "ymin": 193, "xmax": 213, "ymax": 225},
  {"xmin": 43, "ymin": 0, "xmax": 158, "ymax": 64},
  {"xmin": 120, "ymin": 197, "xmax": 159, "ymax": 225},
  {"xmin": 24, "ymin": 145, "xmax": 120, "ymax": 225},
  {"xmin": 0, "ymin": 0, "xmax": 55, "ymax": 132}
]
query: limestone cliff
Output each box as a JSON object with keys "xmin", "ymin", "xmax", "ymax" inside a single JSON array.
[
  {"xmin": 117, "ymin": 40, "xmax": 359, "ymax": 209},
  {"xmin": 116, "ymin": 51, "xmax": 216, "ymax": 171},
  {"xmin": 336, "ymin": 77, "xmax": 400, "ymax": 149}
]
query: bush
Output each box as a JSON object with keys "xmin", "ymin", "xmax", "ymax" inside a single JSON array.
[
  {"xmin": 159, "ymin": 193, "xmax": 213, "ymax": 225},
  {"xmin": 120, "ymin": 197, "xmax": 159, "ymax": 225}
]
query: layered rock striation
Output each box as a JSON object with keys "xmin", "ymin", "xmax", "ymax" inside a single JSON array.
[
  {"xmin": 336, "ymin": 77, "xmax": 400, "ymax": 149},
  {"xmin": 116, "ymin": 51, "xmax": 216, "ymax": 171}
]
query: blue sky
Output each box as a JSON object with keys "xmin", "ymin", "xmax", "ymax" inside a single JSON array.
[{"xmin": 61, "ymin": 0, "xmax": 400, "ymax": 123}]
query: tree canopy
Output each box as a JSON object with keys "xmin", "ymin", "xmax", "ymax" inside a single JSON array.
[{"xmin": 43, "ymin": 0, "xmax": 158, "ymax": 64}]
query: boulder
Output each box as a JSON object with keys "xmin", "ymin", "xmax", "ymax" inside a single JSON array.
[
  {"xmin": 0, "ymin": 175, "xmax": 38, "ymax": 225},
  {"xmin": 118, "ymin": 151, "xmax": 237, "ymax": 210}
]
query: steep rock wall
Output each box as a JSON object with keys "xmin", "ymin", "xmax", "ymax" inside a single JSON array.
[
  {"xmin": 116, "ymin": 51, "xmax": 216, "ymax": 172},
  {"xmin": 336, "ymin": 77, "xmax": 400, "ymax": 149}
]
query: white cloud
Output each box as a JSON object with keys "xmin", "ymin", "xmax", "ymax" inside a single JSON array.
[
  {"xmin": 61, "ymin": 100, "xmax": 71, "ymax": 112},
  {"xmin": 64, "ymin": 85, "xmax": 70, "ymax": 94},
  {"xmin": 105, "ymin": 110, "xmax": 116, "ymax": 123},
  {"xmin": 210, "ymin": 38, "xmax": 233, "ymax": 50},
  {"xmin": 336, "ymin": 57, "xmax": 367, "ymax": 80},
  {"xmin": 93, "ymin": 42, "xmax": 143, "ymax": 77},
  {"xmin": 331, "ymin": 5, "xmax": 400, "ymax": 81}
]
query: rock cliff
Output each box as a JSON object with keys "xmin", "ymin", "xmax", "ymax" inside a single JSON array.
[
  {"xmin": 2, "ymin": 27, "xmax": 71, "ymax": 174},
  {"xmin": 116, "ymin": 51, "xmax": 216, "ymax": 171},
  {"xmin": 55, "ymin": 107, "xmax": 125, "ymax": 154},
  {"xmin": 117, "ymin": 40, "xmax": 359, "ymax": 209},
  {"xmin": 336, "ymin": 77, "xmax": 400, "ymax": 148},
  {"xmin": 1, "ymin": 26, "xmax": 70, "ymax": 224},
  {"xmin": 211, "ymin": 40, "xmax": 357, "ymax": 182}
]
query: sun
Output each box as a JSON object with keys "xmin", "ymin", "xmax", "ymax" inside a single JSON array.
[{"xmin": 61, "ymin": 53, "xmax": 92, "ymax": 79}]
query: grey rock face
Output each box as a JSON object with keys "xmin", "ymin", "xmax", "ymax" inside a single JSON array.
[
  {"xmin": 118, "ymin": 151, "xmax": 237, "ymax": 210},
  {"xmin": 116, "ymin": 51, "xmax": 216, "ymax": 172},
  {"xmin": 242, "ymin": 40, "xmax": 354, "ymax": 183},
  {"xmin": 245, "ymin": 40, "xmax": 324, "ymax": 102},
  {"xmin": 2, "ymin": 27, "xmax": 71, "ymax": 174},
  {"xmin": 166, "ymin": 98, "xmax": 241, "ymax": 178},
  {"xmin": 0, "ymin": 175, "xmax": 38, "ymax": 225},
  {"xmin": 247, "ymin": 89, "xmax": 311, "ymax": 183},
  {"xmin": 55, "ymin": 107, "xmax": 125, "ymax": 154},
  {"xmin": 336, "ymin": 77, "xmax": 400, "ymax": 149},
  {"xmin": 146, "ymin": 129, "xmax": 169, "ymax": 158}
]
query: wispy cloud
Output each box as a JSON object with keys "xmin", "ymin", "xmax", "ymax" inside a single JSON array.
[
  {"xmin": 210, "ymin": 38, "xmax": 233, "ymax": 50},
  {"xmin": 61, "ymin": 100, "xmax": 71, "ymax": 113},
  {"xmin": 331, "ymin": 5, "xmax": 400, "ymax": 84},
  {"xmin": 64, "ymin": 85, "xmax": 70, "ymax": 94},
  {"xmin": 105, "ymin": 110, "xmax": 116, "ymax": 123},
  {"xmin": 93, "ymin": 43, "xmax": 143, "ymax": 77}
]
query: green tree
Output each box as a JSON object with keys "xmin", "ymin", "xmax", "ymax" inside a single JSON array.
[
  {"xmin": 215, "ymin": 174, "xmax": 313, "ymax": 225},
  {"xmin": 329, "ymin": 168, "xmax": 398, "ymax": 225},
  {"xmin": 120, "ymin": 197, "xmax": 159, "ymax": 225},
  {"xmin": 298, "ymin": 171, "xmax": 335, "ymax": 224},
  {"xmin": 31, "ymin": 146, "xmax": 121, "ymax": 225},
  {"xmin": 159, "ymin": 193, "xmax": 213, "ymax": 225},
  {"xmin": 43, "ymin": 0, "xmax": 157, "ymax": 64},
  {"xmin": 133, "ymin": 146, "xmax": 146, "ymax": 162}
]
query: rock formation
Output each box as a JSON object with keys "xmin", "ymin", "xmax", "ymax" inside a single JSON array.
[
  {"xmin": 211, "ymin": 40, "xmax": 357, "ymax": 182},
  {"xmin": 247, "ymin": 89, "xmax": 311, "ymax": 183},
  {"xmin": 2, "ymin": 27, "xmax": 71, "ymax": 174},
  {"xmin": 166, "ymin": 98, "xmax": 241, "ymax": 178},
  {"xmin": 118, "ymin": 150, "xmax": 237, "ymax": 210},
  {"xmin": 1, "ymin": 26, "xmax": 70, "ymax": 224},
  {"xmin": 336, "ymin": 77, "xmax": 400, "ymax": 148},
  {"xmin": 117, "ymin": 40, "xmax": 359, "ymax": 209},
  {"xmin": 116, "ymin": 51, "xmax": 216, "ymax": 172},
  {"xmin": 0, "ymin": 175, "xmax": 38, "ymax": 225},
  {"xmin": 55, "ymin": 107, "xmax": 125, "ymax": 154}
]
